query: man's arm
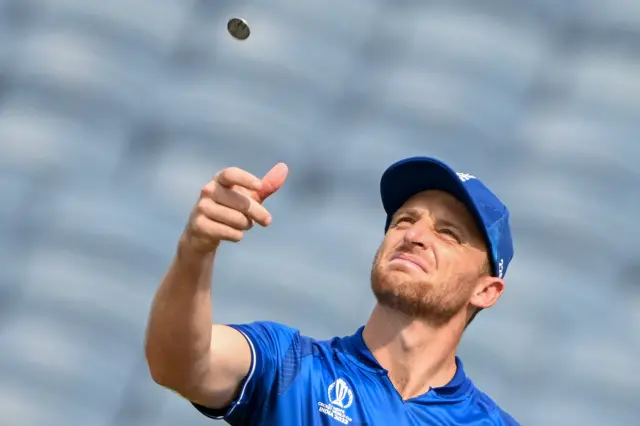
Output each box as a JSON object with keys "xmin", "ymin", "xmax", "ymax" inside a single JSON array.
[
  {"xmin": 145, "ymin": 244, "xmax": 251, "ymax": 409},
  {"xmin": 144, "ymin": 164, "xmax": 288, "ymax": 410}
]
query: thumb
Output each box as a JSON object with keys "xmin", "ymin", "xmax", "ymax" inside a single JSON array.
[{"xmin": 253, "ymin": 162, "xmax": 289, "ymax": 203}]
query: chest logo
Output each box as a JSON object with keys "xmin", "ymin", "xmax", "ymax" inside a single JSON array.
[
  {"xmin": 318, "ymin": 378, "xmax": 354, "ymax": 424},
  {"xmin": 328, "ymin": 378, "xmax": 354, "ymax": 409}
]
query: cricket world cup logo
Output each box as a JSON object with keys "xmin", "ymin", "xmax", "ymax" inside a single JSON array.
[
  {"xmin": 319, "ymin": 378, "xmax": 355, "ymax": 424},
  {"xmin": 328, "ymin": 378, "xmax": 354, "ymax": 409}
]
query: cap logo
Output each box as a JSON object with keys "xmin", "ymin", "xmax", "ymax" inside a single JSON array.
[
  {"xmin": 456, "ymin": 172, "xmax": 476, "ymax": 182},
  {"xmin": 498, "ymin": 259, "xmax": 504, "ymax": 278}
]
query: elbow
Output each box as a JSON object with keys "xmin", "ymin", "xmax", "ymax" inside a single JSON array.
[
  {"xmin": 147, "ymin": 362, "xmax": 203, "ymax": 403},
  {"xmin": 145, "ymin": 348, "xmax": 198, "ymax": 397},
  {"xmin": 147, "ymin": 366, "xmax": 169, "ymax": 388},
  {"xmin": 146, "ymin": 358, "xmax": 188, "ymax": 394},
  {"xmin": 145, "ymin": 351, "xmax": 171, "ymax": 388},
  {"xmin": 145, "ymin": 343, "xmax": 178, "ymax": 389}
]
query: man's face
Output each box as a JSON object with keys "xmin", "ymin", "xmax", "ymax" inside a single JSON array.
[{"xmin": 371, "ymin": 190, "xmax": 502, "ymax": 326}]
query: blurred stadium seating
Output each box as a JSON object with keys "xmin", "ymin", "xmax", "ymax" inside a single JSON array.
[{"xmin": 0, "ymin": 0, "xmax": 638, "ymax": 425}]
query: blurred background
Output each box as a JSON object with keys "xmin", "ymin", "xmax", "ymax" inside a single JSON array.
[{"xmin": 0, "ymin": 0, "xmax": 639, "ymax": 425}]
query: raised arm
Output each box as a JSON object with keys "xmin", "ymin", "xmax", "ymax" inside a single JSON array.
[{"xmin": 144, "ymin": 164, "xmax": 288, "ymax": 409}]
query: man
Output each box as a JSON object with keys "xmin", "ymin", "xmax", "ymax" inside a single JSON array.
[{"xmin": 145, "ymin": 156, "xmax": 520, "ymax": 425}]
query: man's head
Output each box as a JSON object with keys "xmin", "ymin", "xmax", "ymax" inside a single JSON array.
[{"xmin": 370, "ymin": 157, "xmax": 514, "ymax": 328}]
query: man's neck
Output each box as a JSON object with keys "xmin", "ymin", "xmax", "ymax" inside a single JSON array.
[{"xmin": 361, "ymin": 304, "xmax": 464, "ymax": 400}]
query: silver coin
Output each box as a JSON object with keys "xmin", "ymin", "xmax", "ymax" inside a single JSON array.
[{"xmin": 227, "ymin": 17, "xmax": 250, "ymax": 40}]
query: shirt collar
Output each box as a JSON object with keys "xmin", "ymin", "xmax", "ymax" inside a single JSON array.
[{"xmin": 340, "ymin": 326, "xmax": 472, "ymax": 399}]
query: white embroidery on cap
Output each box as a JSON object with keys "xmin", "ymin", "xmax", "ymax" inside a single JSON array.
[{"xmin": 456, "ymin": 172, "xmax": 476, "ymax": 182}]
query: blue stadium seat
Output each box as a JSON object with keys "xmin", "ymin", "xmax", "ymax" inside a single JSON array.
[
  {"xmin": 580, "ymin": 0, "xmax": 640, "ymax": 32},
  {"xmin": 0, "ymin": 305, "xmax": 142, "ymax": 425},
  {"xmin": 40, "ymin": 0, "xmax": 188, "ymax": 50},
  {"xmin": 10, "ymin": 24, "xmax": 162, "ymax": 116},
  {"xmin": 152, "ymin": 76, "xmax": 309, "ymax": 166},
  {"xmin": 0, "ymin": 91, "xmax": 129, "ymax": 180},
  {"xmin": 0, "ymin": 171, "xmax": 31, "ymax": 227},
  {"xmin": 562, "ymin": 49, "xmax": 640, "ymax": 118}
]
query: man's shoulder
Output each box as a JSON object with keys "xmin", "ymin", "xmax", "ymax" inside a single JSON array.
[
  {"xmin": 231, "ymin": 320, "xmax": 340, "ymax": 354},
  {"xmin": 469, "ymin": 386, "xmax": 521, "ymax": 425}
]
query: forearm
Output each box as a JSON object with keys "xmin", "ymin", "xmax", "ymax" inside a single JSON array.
[
  {"xmin": 145, "ymin": 241, "xmax": 217, "ymax": 390},
  {"xmin": 144, "ymin": 163, "xmax": 287, "ymax": 400}
]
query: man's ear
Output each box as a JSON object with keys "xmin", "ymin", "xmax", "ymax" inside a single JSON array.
[{"xmin": 470, "ymin": 276, "xmax": 504, "ymax": 309}]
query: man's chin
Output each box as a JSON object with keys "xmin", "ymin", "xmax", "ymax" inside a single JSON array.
[
  {"xmin": 370, "ymin": 282, "xmax": 461, "ymax": 325},
  {"xmin": 376, "ymin": 268, "xmax": 430, "ymax": 289},
  {"xmin": 372, "ymin": 289, "xmax": 425, "ymax": 319},
  {"xmin": 385, "ymin": 265, "xmax": 417, "ymax": 277},
  {"xmin": 371, "ymin": 277, "xmax": 421, "ymax": 311}
]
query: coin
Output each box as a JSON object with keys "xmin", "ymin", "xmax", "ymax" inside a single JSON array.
[{"xmin": 227, "ymin": 17, "xmax": 250, "ymax": 40}]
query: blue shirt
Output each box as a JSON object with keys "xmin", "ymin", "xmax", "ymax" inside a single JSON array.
[{"xmin": 193, "ymin": 321, "xmax": 520, "ymax": 425}]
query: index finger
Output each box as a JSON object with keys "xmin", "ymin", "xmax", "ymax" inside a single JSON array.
[{"xmin": 215, "ymin": 167, "xmax": 262, "ymax": 191}]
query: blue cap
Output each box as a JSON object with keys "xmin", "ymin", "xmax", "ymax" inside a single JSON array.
[{"xmin": 380, "ymin": 156, "xmax": 513, "ymax": 279}]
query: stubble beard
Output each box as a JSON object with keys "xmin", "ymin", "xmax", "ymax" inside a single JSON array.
[{"xmin": 370, "ymin": 247, "xmax": 470, "ymax": 328}]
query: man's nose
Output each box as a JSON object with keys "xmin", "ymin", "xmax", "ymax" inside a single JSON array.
[{"xmin": 402, "ymin": 222, "xmax": 433, "ymax": 249}]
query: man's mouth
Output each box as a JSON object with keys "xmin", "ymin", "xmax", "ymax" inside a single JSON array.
[{"xmin": 389, "ymin": 252, "xmax": 428, "ymax": 272}]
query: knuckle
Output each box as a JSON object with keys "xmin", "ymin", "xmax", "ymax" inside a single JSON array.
[
  {"xmin": 192, "ymin": 215, "xmax": 210, "ymax": 233},
  {"xmin": 194, "ymin": 199, "xmax": 206, "ymax": 213},
  {"xmin": 193, "ymin": 204, "xmax": 207, "ymax": 220},
  {"xmin": 200, "ymin": 179, "xmax": 218, "ymax": 197},
  {"xmin": 200, "ymin": 186, "xmax": 211, "ymax": 199},
  {"xmin": 217, "ymin": 167, "xmax": 238, "ymax": 180},
  {"xmin": 196, "ymin": 196, "xmax": 215, "ymax": 213},
  {"xmin": 213, "ymin": 170, "xmax": 226, "ymax": 183}
]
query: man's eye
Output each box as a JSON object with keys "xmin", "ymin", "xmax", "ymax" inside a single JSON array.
[
  {"xmin": 394, "ymin": 217, "xmax": 413, "ymax": 226},
  {"xmin": 439, "ymin": 228, "xmax": 461, "ymax": 242}
]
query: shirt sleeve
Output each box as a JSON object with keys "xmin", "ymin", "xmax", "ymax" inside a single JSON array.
[{"xmin": 191, "ymin": 321, "xmax": 300, "ymax": 425}]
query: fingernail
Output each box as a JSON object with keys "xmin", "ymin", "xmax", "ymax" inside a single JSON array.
[{"xmin": 265, "ymin": 215, "xmax": 272, "ymax": 226}]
